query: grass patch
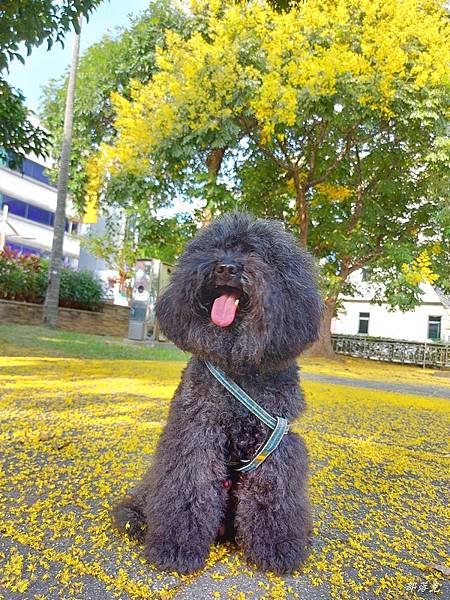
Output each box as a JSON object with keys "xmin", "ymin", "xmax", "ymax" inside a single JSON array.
[
  {"xmin": 1, "ymin": 324, "xmax": 448, "ymax": 389},
  {"xmin": 0, "ymin": 324, "xmax": 187, "ymax": 362}
]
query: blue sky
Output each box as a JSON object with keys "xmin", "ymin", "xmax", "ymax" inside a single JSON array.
[{"xmin": 6, "ymin": 0, "xmax": 150, "ymax": 114}]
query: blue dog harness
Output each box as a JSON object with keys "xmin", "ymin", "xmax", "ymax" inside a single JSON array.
[{"xmin": 205, "ymin": 361, "xmax": 289, "ymax": 473}]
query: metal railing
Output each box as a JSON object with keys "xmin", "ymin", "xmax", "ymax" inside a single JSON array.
[{"xmin": 331, "ymin": 335, "xmax": 450, "ymax": 368}]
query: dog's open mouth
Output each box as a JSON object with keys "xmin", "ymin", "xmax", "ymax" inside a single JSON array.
[{"xmin": 211, "ymin": 286, "xmax": 243, "ymax": 328}]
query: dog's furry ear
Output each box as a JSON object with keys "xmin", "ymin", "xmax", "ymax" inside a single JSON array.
[
  {"xmin": 155, "ymin": 269, "xmax": 196, "ymax": 350},
  {"xmin": 263, "ymin": 237, "xmax": 324, "ymax": 360},
  {"xmin": 288, "ymin": 248, "xmax": 324, "ymax": 348}
]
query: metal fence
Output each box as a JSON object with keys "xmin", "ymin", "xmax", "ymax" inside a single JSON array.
[{"xmin": 331, "ymin": 335, "xmax": 450, "ymax": 368}]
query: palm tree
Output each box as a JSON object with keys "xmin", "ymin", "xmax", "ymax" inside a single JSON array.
[{"xmin": 43, "ymin": 18, "xmax": 82, "ymax": 327}]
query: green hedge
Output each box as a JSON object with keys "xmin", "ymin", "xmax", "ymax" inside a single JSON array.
[{"xmin": 0, "ymin": 248, "xmax": 103, "ymax": 312}]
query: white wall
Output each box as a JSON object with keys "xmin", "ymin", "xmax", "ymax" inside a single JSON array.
[
  {"xmin": 332, "ymin": 299, "xmax": 449, "ymax": 342},
  {"xmin": 78, "ymin": 215, "xmax": 130, "ymax": 306},
  {"xmin": 0, "ymin": 166, "xmax": 58, "ymax": 211},
  {"xmin": 332, "ymin": 281, "xmax": 450, "ymax": 343},
  {"xmin": 0, "ymin": 163, "xmax": 80, "ymax": 260},
  {"xmin": 7, "ymin": 213, "xmax": 80, "ymax": 259}
]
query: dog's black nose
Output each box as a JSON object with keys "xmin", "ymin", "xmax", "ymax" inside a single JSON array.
[{"xmin": 215, "ymin": 263, "xmax": 239, "ymax": 276}]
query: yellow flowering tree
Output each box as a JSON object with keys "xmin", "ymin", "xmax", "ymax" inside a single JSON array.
[
  {"xmin": 40, "ymin": 1, "xmax": 194, "ymax": 262},
  {"xmin": 91, "ymin": 0, "xmax": 450, "ymax": 354}
]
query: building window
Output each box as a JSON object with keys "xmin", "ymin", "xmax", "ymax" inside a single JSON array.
[
  {"xmin": 0, "ymin": 148, "xmax": 8, "ymax": 166},
  {"xmin": 1, "ymin": 194, "xmax": 77, "ymax": 233},
  {"xmin": 64, "ymin": 219, "xmax": 76, "ymax": 233},
  {"xmin": 2, "ymin": 196, "xmax": 27, "ymax": 218},
  {"xmin": 6, "ymin": 242, "xmax": 46, "ymax": 256},
  {"xmin": 1, "ymin": 194, "xmax": 54, "ymax": 227},
  {"xmin": 428, "ymin": 316, "xmax": 441, "ymax": 341},
  {"xmin": 21, "ymin": 158, "xmax": 51, "ymax": 186},
  {"xmin": 27, "ymin": 203, "xmax": 54, "ymax": 226},
  {"xmin": 0, "ymin": 149, "xmax": 20, "ymax": 170},
  {"xmin": 358, "ymin": 312, "xmax": 370, "ymax": 334},
  {"xmin": 0, "ymin": 150, "xmax": 52, "ymax": 186}
]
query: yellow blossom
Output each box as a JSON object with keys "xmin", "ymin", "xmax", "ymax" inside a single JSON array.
[
  {"xmin": 402, "ymin": 250, "xmax": 440, "ymax": 285},
  {"xmin": 87, "ymin": 0, "xmax": 449, "ymax": 195},
  {"xmin": 0, "ymin": 326, "xmax": 448, "ymax": 598}
]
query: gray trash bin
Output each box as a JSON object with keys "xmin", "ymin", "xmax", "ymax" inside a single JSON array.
[
  {"xmin": 127, "ymin": 258, "xmax": 173, "ymax": 341},
  {"xmin": 128, "ymin": 260, "xmax": 152, "ymax": 341},
  {"xmin": 128, "ymin": 300, "xmax": 149, "ymax": 341}
]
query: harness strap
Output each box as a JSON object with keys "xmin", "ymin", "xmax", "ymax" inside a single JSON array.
[
  {"xmin": 235, "ymin": 416, "xmax": 289, "ymax": 473},
  {"xmin": 205, "ymin": 361, "xmax": 277, "ymax": 429},
  {"xmin": 205, "ymin": 361, "xmax": 289, "ymax": 473}
]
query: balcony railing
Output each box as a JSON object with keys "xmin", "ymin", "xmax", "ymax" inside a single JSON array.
[{"xmin": 331, "ymin": 334, "xmax": 450, "ymax": 368}]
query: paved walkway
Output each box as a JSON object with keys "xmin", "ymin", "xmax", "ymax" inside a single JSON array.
[
  {"xmin": 300, "ymin": 372, "xmax": 450, "ymax": 399},
  {"xmin": 133, "ymin": 339, "xmax": 450, "ymax": 399}
]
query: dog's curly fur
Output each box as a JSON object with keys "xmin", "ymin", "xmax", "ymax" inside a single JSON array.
[{"xmin": 113, "ymin": 212, "xmax": 323, "ymax": 574}]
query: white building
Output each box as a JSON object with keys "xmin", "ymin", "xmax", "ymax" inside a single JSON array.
[
  {"xmin": 332, "ymin": 272, "xmax": 450, "ymax": 343},
  {"xmin": 0, "ymin": 149, "xmax": 80, "ymax": 265},
  {"xmin": 78, "ymin": 215, "xmax": 130, "ymax": 306}
]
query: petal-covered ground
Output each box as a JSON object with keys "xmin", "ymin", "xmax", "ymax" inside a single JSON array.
[{"xmin": 0, "ymin": 325, "xmax": 448, "ymax": 599}]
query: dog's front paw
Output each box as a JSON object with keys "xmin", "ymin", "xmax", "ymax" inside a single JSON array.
[
  {"xmin": 246, "ymin": 537, "xmax": 312, "ymax": 575},
  {"xmin": 112, "ymin": 496, "xmax": 147, "ymax": 542},
  {"xmin": 145, "ymin": 537, "xmax": 206, "ymax": 574}
]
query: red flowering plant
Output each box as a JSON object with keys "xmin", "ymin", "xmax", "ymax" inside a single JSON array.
[
  {"xmin": 0, "ymin": 247, "xmax": 104, "ymax": 310},
  {"xmin": 0, "ymin": 247, "xmax": 47, "ymax": 303}
]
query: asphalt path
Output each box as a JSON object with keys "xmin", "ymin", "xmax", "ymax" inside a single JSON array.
[
  {"xmin": 300, "ymin": 372, "xmax": 450, "ymax": 399},
  {"xmin": 1, "ymin": 358, "xmax": 448, "ymax": 599}
]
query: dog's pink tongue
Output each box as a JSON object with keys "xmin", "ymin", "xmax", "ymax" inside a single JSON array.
[{"xmin": 211, "ymin": 292, "xmax": 238, "ymax": 328}]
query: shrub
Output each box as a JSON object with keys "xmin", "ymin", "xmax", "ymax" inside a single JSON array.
[
  {"xmin": 0, "ymin": 249, "xmax": 103, "ymax": 311},
  {"xmin": 59, "ymin": 269, "xmax": 103, "ymax": 312},
  {"xmin": 0, "ymin": 248, "xmax": 46, "ymax": 303}
]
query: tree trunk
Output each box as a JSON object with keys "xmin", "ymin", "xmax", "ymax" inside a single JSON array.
[
  {"xmin": 201, "ymin": 147, "xmax": 226, "ymax": 226},
  {"xmin": 308, "ymin": 297, "xmax": 337, "ymax": 358},
  {"xmin": 296, "ymin": 188, "xmax": 308, "ymax": 247},
  {"xmin": 291, "ymin": 169, "xmax": 308, "ymax": 246},
  {"xmin": 43, "ymin": 19, "xmax": 82, "ymax": 327}
]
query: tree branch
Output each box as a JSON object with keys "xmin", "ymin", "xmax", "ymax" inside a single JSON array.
[
  {"xmin": 305, "ymin": 119, "xmax": 328, "ymax": 185},
  {"xmin": 206, "ymin": 147, "xmax": 226, "ymax": 180},
  {"xmin": 291, "ymin": 168, "xmax": 308, "ymax": 246},
  {"xmin": 347, "ymin": 153, "xmax": 394, "ymax": 234},
  {"xmin": 310, "ymin": 123, "xmax": 359, "ymax": 187},
  {"xmin": 344, "ymin": 235, "xmax": 385, "ymax": 274},
  {"xmin": 236, "ymin": 116, "xmax": 290, "ymax": 171}
]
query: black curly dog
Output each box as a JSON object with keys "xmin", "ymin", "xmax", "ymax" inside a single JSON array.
[{"xmin": 113, "ymin": 213, "xmax": 323, "ymax": 574}]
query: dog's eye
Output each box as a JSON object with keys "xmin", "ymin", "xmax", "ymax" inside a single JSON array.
[
  {"xmin": 241, "ymin": 243, "xmax": 254, "ymax": 254},
  {"xmin": 224, "ymin": 238, "xmax": 240, "ymax": 251}
]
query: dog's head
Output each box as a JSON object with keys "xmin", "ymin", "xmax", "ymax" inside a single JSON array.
[{"xmin": 156, "ymin": 213, "xmax": 323, "ymax": 372}]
